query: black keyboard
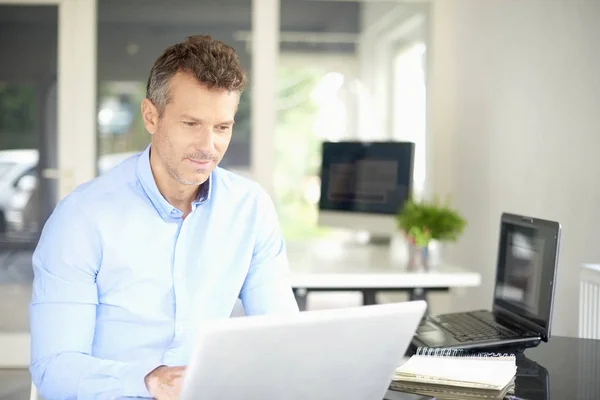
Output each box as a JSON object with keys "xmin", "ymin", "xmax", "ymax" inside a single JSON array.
[{"xmin": 431, "ymin": 311, "xmax": 521, "ymax": 342}]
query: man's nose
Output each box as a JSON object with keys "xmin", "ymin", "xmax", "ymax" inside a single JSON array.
[{"xmin": 194, "ymin": 129, "xmax": 215, "ymax": 151}]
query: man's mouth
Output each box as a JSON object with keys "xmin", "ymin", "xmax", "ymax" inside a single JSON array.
[{"xmin": 187, "ymin": 158, "xmax": 212, "ymax": 168}]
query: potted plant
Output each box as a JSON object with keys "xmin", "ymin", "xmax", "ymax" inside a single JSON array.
[{"xmin": 395, "ymin": 197, "xmax": 467, "ymax": 271}]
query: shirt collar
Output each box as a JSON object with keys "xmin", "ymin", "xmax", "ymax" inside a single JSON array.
[
  {"xmin": 194, "ymin": 172, "xmax": 212, "ymax": 207},
  {"xmin": 136, "ymin": 145, "xmax": 212, "ymax": 219}
]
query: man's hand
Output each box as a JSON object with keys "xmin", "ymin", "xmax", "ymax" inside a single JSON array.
[{"xmin": 145, "ymin": 365, "xmax": 186, "ymax": 400}]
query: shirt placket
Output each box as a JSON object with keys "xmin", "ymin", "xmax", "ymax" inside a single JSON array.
[{"xmin": 164, "ymin": 213, "xmax": 190, "ymax": 364}]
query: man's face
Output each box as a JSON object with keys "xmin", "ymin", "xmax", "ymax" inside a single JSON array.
[{"xmin": 144, "ymin": 71, "xmax": 238, "ymax": 185}]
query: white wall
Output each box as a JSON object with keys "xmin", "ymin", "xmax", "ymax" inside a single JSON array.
[{"xmin": 428, "ymin": 0, "xmax": 600, "ymax": 337}]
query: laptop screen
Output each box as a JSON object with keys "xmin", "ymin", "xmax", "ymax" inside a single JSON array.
[{"xmin": 493, "ymin": 214, "xmax": 560, "ymax": 335}]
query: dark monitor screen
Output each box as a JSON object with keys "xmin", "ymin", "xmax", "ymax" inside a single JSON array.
[
  {"xmin": 318, "ymin": 141, "xmax": 414, "ymax": 215},
  {"xmin": 493, "ymin": 214, "xmax": 560, "ymax": 337}
]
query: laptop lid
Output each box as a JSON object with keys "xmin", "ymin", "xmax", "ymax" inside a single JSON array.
[
  {"xmin": 492, "ymin": 213, "xmax": 561, "ymax": 341},
  {"xmin": 180, "ymin": 301, "xmax": 427, "ymax": 400}
]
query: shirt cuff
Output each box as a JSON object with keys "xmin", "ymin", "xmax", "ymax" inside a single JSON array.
[{"xmin": 121, "ymin": 362, "xmax": 163, "ymax": 398}]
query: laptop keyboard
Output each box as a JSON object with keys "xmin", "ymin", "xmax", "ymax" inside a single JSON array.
[{"xmin": 431, "ymin": 311, "xmax": 521, "ymax": 342}]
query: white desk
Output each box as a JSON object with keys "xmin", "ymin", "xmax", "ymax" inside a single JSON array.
[{"xmin": 286, "ymin": 239, "xmax": 481, "ymax": 310}]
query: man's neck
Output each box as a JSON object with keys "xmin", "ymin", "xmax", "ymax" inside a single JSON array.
[
  {"xmin": 150, "ymin": 150, "xmax": 200, "ymax": 216},
  {"xmin": 157, "ymin": 180, "xmax": 199, "ymax": 216}
]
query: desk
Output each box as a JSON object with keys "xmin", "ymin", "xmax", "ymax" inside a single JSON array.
[
  {"xmin": 385, "ymin": 335, "xmax": 600, "ymax": 399},
  {"xmin": 286, "ymin": 240, "xmax": 481, "ymax": 310}
]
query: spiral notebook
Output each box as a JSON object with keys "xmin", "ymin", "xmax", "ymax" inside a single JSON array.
[{"xmin": 390, "ymin": 348, "xmax": 517, "ymax": 400}]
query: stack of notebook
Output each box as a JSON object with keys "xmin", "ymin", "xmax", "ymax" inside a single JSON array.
[{"xmin": 390, "ymin": 352, "xmax": 517, "ymax": 400}]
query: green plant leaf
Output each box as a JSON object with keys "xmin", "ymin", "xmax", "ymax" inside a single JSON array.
[{"xmin": 396, "ymin": 196, "xmax": 467, "ymax": 246}]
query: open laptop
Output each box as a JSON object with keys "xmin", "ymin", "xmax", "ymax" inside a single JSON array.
[
  {"xmin": 180, "ymin": 300, "xmax": 427, "ymax": 400},
  {"xmin": 412, "ymin": 212, "xmax": 561, "ymax": 352}
]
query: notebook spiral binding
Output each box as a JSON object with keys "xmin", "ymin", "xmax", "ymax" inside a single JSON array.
[{"xmin": 415, "ymin": 347, "xmax": 515, "ymax": 359}]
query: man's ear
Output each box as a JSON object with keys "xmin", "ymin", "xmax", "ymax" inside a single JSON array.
[{"xmin": 141, "ymin": 98, "xmax": 159, "ymax": 135}]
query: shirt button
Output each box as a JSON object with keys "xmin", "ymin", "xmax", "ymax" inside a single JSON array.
[
  {"xmin": 175, "ymin": 273, "xmax": 183, "ymax": 280},
  {"xmin": 177, "ymin": 325, "xmax": 183, "ymax": 333}
]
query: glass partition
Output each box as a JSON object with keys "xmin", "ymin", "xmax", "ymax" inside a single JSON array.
[{"xmin": 0, "ymin": 3, "xmax": 58, "ymax": 349}]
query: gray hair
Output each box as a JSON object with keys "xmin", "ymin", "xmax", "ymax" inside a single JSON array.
[{"xmin": 146, "ymin": 35, "xmax": 248, "ymax": 116}]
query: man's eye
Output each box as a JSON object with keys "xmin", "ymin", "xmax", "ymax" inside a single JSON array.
[
  {"xmin": 183, "ymin": 121, "xmax": 197, "ymax": 127},
  {"xmin": 218, "ymin": 125, "xmax": 230, "ymax": 131}
]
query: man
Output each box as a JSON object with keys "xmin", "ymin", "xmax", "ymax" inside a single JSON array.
[{"xmin": 29, "ymin": 35, "xmax": 299, "ymax": 400}]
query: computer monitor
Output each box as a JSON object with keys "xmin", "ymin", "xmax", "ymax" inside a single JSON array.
[{"xmin": 318, "ymin": 141, "xmax": 415, "ymax": 237}]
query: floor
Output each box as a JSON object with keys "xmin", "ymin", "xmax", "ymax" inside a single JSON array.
[
  {"xmin": 0, "ymin": 250, "xmax": 32, "ymax": 333},
  {"xmin": 0, "ymin": 249, "xmax": 33, "ymax": 399},
  {"xmin": 0, "ymin": 370, "xmax": 31, "ymax": 400}
]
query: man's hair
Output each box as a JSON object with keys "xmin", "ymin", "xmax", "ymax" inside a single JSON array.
[{"xmin": 146, "ymin": 35, "xmax": 248, "ymax": 116}]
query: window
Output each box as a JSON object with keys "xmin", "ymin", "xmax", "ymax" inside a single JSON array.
[
  {"xmin": 0, "ymin": 83, "xmax": 36, "ymax": 150},
  {"xmin": 97, "ymin": 81, "xmax": 147, "ymax": 158},
  {"xmin": 275, "ymin": 1, "xmax": 427, "ymax": 241},
  {"xmin": 96, "ymin": 0, "xmax": 253, "ymax": 173},
  {"xmin": 275, "ymin": 57, "xmax": 359, "ymax": 240},
  {"xmin": 392, "ymin": 42, "xmax": 427, "ymax": 198}
]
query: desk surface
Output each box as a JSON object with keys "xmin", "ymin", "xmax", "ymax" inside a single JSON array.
[
  {"xmin": 286, "ymin": 240, "xmax": 482, "ymax": 289},
  {"xmin": 385, "ymin": 335, "xmax": 600, "ymax": 399}
]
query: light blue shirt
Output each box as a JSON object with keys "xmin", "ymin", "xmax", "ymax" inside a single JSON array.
[{"xmin": 29, "ymin": 145, "xmax": 299, "ymax": 399}]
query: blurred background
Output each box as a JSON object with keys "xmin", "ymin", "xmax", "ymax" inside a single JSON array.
[{"xmin": 1, "ymin": 0, "xmax": 600, "ymax": 397}]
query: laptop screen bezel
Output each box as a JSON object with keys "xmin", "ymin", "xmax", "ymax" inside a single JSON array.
[{"xmin": 492, "ymin": 213, "xmax": 561, "ymax": 341}]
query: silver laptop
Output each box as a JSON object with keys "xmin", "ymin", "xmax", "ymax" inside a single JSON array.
[{"xmin": 180, "ymin": 300, "xmax": 427, "ymax": 400}]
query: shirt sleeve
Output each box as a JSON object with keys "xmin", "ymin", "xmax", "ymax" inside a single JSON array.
[
  {"xmin": 29, "ymin": 195, "xmax": 160, "ymax": 400},
  {"xmin": 239, "ymin": 187, "xmax": 299, "ymax": 315}
]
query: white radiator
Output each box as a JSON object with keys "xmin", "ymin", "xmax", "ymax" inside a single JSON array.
[{"xmin": 579, "ymin": 264, "xmax": 600, "ymax": 339}]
